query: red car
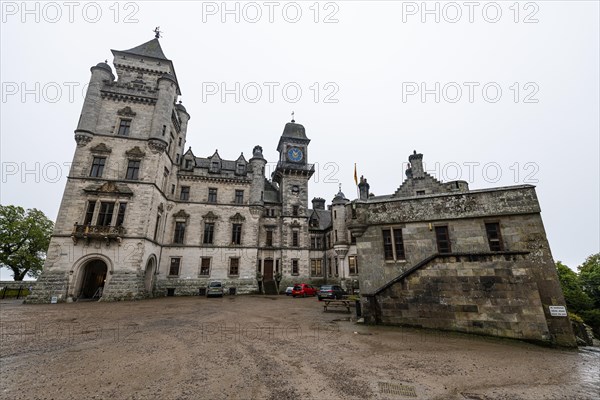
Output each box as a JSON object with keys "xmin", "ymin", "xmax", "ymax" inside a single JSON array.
[{"xmin": 291, "ymin": 283, "xmax": 317, "ymax": 297}]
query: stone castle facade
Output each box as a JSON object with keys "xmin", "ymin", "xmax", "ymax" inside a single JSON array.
[
  {"xmin": 29, "ymin": 37, "xmax": 356, "ymax": 302},
  {"xmin": 29, "ymin": 37, "xmax": 575, "ymax": 346}
]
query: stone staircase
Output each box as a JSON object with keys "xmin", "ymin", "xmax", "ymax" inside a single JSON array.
[
  {"xmin": 263, "ymin": 280, "xmax": 278, "ymax": 295},
  {"xmin": 25, "ymin": 271, "xmax": 69, "ymax": 303},
  {"xmin": 102, "ymin": 271, "xmax": 145, "ymax": 301}
]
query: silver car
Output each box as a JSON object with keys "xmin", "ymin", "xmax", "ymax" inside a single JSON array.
[{"xmin": 206, "ymin": 281, "xmax": 224, "ymax": 297}]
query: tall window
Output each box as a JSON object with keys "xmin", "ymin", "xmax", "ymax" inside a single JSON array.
[
  {"xmin": 311, "ymin": 236, "xmax": 322, "ymax": 249},
  {"xmin": 97, "ymin": 202, "xmax": 114, "ymax": 226},
  {"xmin": 335, "ymin": 257, "xmax": 339, "ymax": 276},
  {"xmin": 116, "ymin": 203, "xmax": 127, "ymax": 226},
  {"xmin": 118, "ymin": 119, "xmax": 131, "ymax": 136},
  {"xmin": 174, "ymin": 221, "xmax": 186, "ymax": 244},
  {"xmin": 153, "ymin": 213, "xmax": 162, "ymax": 241},
  {"xmin": 291, "ymin": 259, "xmax": 299, "ymax": 275},
  {"xmin": 234, "ymin": 190, "xmax": 244, "ymax": 204},
  {"xmin": 126, "ymin": 160, "xmax": 140, "ymax": 180},
  {"xmin": 169, "ymin": 257, "xmax": 181, "ymax": 276},
  {"xmin": 229, "ymin": 258, "xmax": 239, "ymax": 276},
  {"xmin": 180, "ymin": 186, "xmax": 190, "ymax": 201},
  {"xmin": 311, "ymin": 259, "xmax": 322, "ymax": 276},
  {"xmin": 90, "ymin": 157, "xmax": 105, "ymax": 178},
  {"xmin": 485, "ymin": 222, "xmax": 504, "ymax": 251},
  {"xmin": 328, "ymin": 258, "xmax": 333, "ymax": 276},
  {"xmin": 292, "ymin": 205, "xmax": 299, "ymax": 216},
  {"xmin": 84, "ymin": 202, "xmax": 95, "ymax": 225},
  {"xmin": 349, "ymin": 256, "xmax": 358, "ymax": 275},
  {"xmin": 208, "ymin": 188, "xmax": 218, "ymax": 203},
  {"xmin": 200, "ymin": 258, "xmax": 211, "ymax": 276},
  {"xmin": 382, "ymin": 228, "xmax": 406, "ymax": 261},
  {"xmin": 435, "ymin": 226, "xmax": 451, "ymax": 254},
  {"xmin": 266, "ymin": 230, "xmax": 273, "ymax": 247},
  {"xmin": 232, "ymin": 223, "xmax": 242, "ymax": 245},
  {"xmin": 292, "ymin": 230, "xmax": 299, "ymax": 247},
  {"xmin": 203, "ymin": 223, "xmax": 215, "ymax": 244}
]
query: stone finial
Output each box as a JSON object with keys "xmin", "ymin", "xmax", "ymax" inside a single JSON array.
[
  {"xmin": 252, "ymin": 145, "xmax": 264, "ymax": 159},
  {"xmin": 358, "ymin": 175, "xmax": 370, "ymax": 200}
]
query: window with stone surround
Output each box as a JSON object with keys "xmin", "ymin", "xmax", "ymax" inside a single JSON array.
[
  {"xmin": 115, "ymin": 203, "xmax": 127, "ymax": 226},
  {"xmin": 126, "ymin": 160, "xmax": 140, "ymax": 180},
  {"xmin": 117, "ymin": 119, "xmax": 131, "ymax": 136},
  {"xmin": 291, "ymin": 259, "xmax": 299, "ymax": 275},
  {"xmin": 231, "ymin": 223, "xmax": 242, "ymax": 245},
  {"xmin": 348, "ymin": 256, "xmax": 358, "ymax": 275},
  {"xmin": 292, "ymin": 230, "xmax": 299, "ymax": 247},
  {"xmin": 84, "ymin": 201, "xmax": 95, "ymax": 225},
  {"xmin": 310, "ymin": 259, "xmax": 322, "ymax": 276},
  {"xmin": 235, "ymin": 190, "xmax": 244, "ymax": 204},
  {"xmin": 292, "ymin": 205, "xmax": 299, "ymax": 216},
  {"xmin": 200, "ymin": 258, "xmax": 211, "ymax": 276},
  {"xmin": 203, "ymin": 222, "xmax": 215, "ymax": 244},
  {"xmin": 266, "ymin": 229, "xmax": 273, "ymax": 247},
  {"xmin": 208, "ymin": 188, "xmax": 218, "ymax": 203},
  {"xmin": 169, "ymin": 257, "xmax": 181, "ymax": 276},
  {"xmin": 435, "ymin": 226, "xmax": 451, "ymax": 254},
  {"xmin": 90, "ymin": 157, "xmax": 106, "ymax": 178},
  {"xmin": 180, "ymin": 186, "xmax": 190, "ymax": 201},
  {"xmin": 174, "ymin": 221, "xmax": 186, "ymax": 244},
  {"xmin": 153, "ymin": 212, "xmax": 162, "ymax": 241},
  {"xmin": 382, "ymin": 228, "xmax": 406, "ymax": 261},
  {"xmin": 485, "ymin": 222, "xmax": 504, "ymax": 252},
  {"xmin": 97, "ymin": 202, "xmax": 114, "ymax": 226},
  {"xmin": 229, "ymin": 258, "xmax": 240, "ymax": 276}
]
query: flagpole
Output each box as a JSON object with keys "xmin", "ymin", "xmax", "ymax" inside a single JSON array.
[{"xmin": 354, "ymin": 163, "xmax": 359, "ymax": 199}]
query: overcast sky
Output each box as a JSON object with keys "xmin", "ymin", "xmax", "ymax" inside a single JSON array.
[{"xmin": 1, "ymin": 1, "xmax": 598, "ymax": 279}]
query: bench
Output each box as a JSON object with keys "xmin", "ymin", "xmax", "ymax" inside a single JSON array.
[{"xmin": 322, "ymin": 299, "xmax": 353, "ymax": 313}]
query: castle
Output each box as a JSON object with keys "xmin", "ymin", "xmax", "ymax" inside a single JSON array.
[{"xmin": 29, "ymin": 37, "xmax": 576, "ymax": 346}]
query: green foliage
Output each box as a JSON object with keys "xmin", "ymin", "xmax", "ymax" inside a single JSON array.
[
  {"xmin": 578, "ymin": 253, "xmax": 600, "ymax": 308},
  {"xmin": 556, "ymin": 261, "xmax": 594, "ymax": 312},
  {"xmin": 0, "ymin": 205, "xmax": 54, "ymax": 281}
]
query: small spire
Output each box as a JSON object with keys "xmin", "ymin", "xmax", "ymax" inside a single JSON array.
[
  {"xmin": 291, "ymin": 111, "xmax": 295, "ymax": 123},
  {"xmin": 338, "ymin": 182, "xmax": 342, "ymax": 192},
  {"xmin": 153, "ymin": 26, "xmax": 162, "ymax": 39},
  {"xmin": 104, "ymin": 59, "xmax": 107, "ymax": 63}
]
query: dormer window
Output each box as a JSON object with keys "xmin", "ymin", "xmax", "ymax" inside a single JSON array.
[
  {"xmin": 210, "ymin": 161, "xmax": 220, "ymax": 173},
  {"xmin": 236, "ymin": 163, "xmax": 245, "ymax": 175},
  {"xmin": 185, "ymin": 159, "xmax": 193, "ymax": 169}
]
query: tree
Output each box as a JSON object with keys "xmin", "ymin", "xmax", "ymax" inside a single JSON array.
[
  {"xmin": 578, "ymin": 253, "xmax": 600, "ymax": 308},
  {"xmin": 555, "ymin": 261, "xmax": 593, "ymax": 313},
  {"xmin": 0, "ymin": 205, "xmax": 54, "ymax": 280}
]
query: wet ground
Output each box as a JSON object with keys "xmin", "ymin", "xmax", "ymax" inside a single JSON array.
[{"xmin": 1, "ymin": 295, "xmax": 598, "ymax": 399}]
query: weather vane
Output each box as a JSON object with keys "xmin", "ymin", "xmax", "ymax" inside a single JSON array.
[
  {"xmin": 154, "ymin": 27, "xmax": 162, "ymax": 39},
  {"xmin": 291, "ymin": 111, "xmax": 295, "ymax": 122}
]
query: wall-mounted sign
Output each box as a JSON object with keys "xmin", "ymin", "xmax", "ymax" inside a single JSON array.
[
  {"xmin": 50, "ymin": 296, "xmax": 58, "ymax": 304},
  {"xmin": 549, "ymin": 306, "xmax": 567, "ymax": 317}
]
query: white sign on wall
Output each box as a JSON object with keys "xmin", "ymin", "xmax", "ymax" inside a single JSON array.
[
  {"xmin": 549, "ymin": 306, "xmax": 567, "ymax": 317},
  {"xmin": 50, "ymin": 296, "xmax": 58, "ymax": 304}
]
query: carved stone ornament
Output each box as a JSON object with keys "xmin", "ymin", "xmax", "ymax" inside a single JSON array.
[
  {"xmin": 230, "ymin": 212, "xmax": 246, "ymax": 223},
  {"xmin": 148, "ymin": 139, "xmax": 167, "ymax": 154},
  {"xmin": 202, "ymin": 211, "xmax": 219, "ymax": 221},
  {"xmin": 117, "ymin": 106, "xmax": 137, "ymax": 117},
  {"xmin": 173, "ymin": 209, "xmax": 190, "ymax": 220},
  {"xmin": 75, "ymin": 132, "xmax": 93, "ymax": 147},
  {"xmin": 90, "ymin": 142, "xmax": 112, "ymax": 154},
  {"xmin": 125, "ymin": 146, "xmax": 146, "ymax": 159}
]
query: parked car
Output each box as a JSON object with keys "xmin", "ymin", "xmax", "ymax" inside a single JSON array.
[
  {"xmin": 206, "ymin": 281, "xmax": 224, "ymax": 297},
  {"xmin": 285, "ymin": 286, "xmax": 294, "ymax": 296},
  {"xmin": 318, "ymin": 285, "xmax": 346, "ymax": 300},
  {"xmin": 292, "ymin": 283, "xmax": 317, "ymax": 297}
]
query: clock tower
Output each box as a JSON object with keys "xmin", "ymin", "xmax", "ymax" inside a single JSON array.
[{"xmin": 273, "ymin": 118, "xmax": 314, "ymax": 217}]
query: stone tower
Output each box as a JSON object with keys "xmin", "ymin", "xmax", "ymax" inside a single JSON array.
[
  {"xmin": 29, "ymin": 37, "xmax": 190, "ymax": 302},
  {"xmin": 272, "ymin": 119, "xmax": 315, "ymax": 277}
]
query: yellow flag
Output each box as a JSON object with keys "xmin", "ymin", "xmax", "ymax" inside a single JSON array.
[{"xmin": 354, "ymin": 163, "xmax": 358, "ymax": 185}]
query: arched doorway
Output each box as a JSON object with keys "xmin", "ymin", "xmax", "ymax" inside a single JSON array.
[
  {"xmin": 78, "ymin": 260, "xmax": 108, "ymax": 299},
  {"xmin": 144, "ymin": 257, "xmax": 156, "ymax": 296}
]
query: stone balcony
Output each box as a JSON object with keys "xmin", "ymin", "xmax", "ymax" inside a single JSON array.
[{"xmin": 71, "ymin": 224, "xmax": 125, "ymax": 246}]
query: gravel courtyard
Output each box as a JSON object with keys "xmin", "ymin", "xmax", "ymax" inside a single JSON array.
[{"xmin": 1, "ymin": 295, "xmax": 598, "ymax": 400}]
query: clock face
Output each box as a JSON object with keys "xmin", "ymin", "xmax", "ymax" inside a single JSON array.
[{"xmin": 287, "ymin": 147, "xmax": 303, "ymax": 162}]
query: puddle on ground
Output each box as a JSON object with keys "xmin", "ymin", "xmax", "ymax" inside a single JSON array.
[{"xmin": 576, "ymin": 347, "xmax": 600, "ymax": 397}]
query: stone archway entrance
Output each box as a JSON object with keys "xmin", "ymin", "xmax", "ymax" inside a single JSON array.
[
  {"xmin": 78, "ymin": 260, "xmax": 108, "ymax": 299},
  {"xmin": 144, "ymin": 257, "xmax": 156, "ymax": 296}
]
